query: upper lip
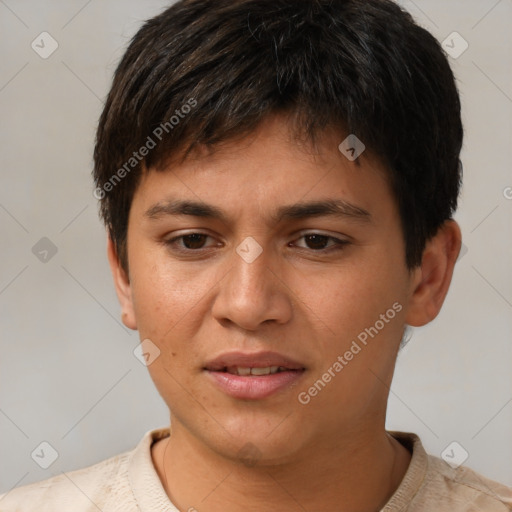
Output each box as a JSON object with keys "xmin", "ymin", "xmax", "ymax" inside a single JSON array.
[{"xmin": 204, "ymin": 351, "xmax": 306, "ymax": 371}]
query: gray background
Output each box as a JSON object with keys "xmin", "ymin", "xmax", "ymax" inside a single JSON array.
[{"xmin": 1, "ymin": 0, "xmax": 511, "ymax": 494}]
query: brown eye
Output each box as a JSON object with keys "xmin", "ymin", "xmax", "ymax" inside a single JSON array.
[
  {"xmin": 165, "ymin": 233, "xmax": 216, "ymax": 253},
  {"xmin": 180, "ymin": 234, "xmax": 208, "ymax": 249},
  {"xmin": 303, "ymin": 234, "xmax": 330, "ymax": 250},
  {"xmin": 293, "ymin": 233, "xmax": 349, "ymax": 252}
]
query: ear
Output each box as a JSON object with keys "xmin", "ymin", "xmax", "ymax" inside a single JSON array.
[
  {"xmin": 107, "ymin": 235, "xmax": 137, "ymax": 330},
  {"xmin": 405, "ymin": 220, "xmax": 462, "ymax": 327}
]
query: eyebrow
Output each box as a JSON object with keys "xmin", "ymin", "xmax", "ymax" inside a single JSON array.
[{"xmin": 144, "ymin": 198, "xmax": 372, "ymax": 224}]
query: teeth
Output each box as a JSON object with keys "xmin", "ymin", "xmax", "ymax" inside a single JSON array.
[
  {"xmin": 227, "ymin": 366, "xmax": 285, "ymax": 376},
  {"xmin": 250, "ymin": 367, "xmax": 271, "ymax": 376}
]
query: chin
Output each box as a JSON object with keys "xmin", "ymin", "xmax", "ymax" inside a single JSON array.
[{"xmin": 207, "ymin": 412, "xmax": 309, "ymax": 465}]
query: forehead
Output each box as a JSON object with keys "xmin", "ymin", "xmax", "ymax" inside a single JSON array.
[{"xmin": 131, "ymin": 115, "xmax": 394, "ymax": 224}]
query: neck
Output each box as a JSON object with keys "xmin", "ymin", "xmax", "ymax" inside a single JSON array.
[{"xmin": 151, "ymin": 422, "xmax": 412, "ymax": 512}]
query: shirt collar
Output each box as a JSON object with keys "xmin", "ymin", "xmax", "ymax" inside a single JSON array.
[
  {"xmin": 381, "ymin": 431, "xmax": 429, "ymax": 511},
  {"xmin": 128, "ymin": 426, "xmax": 176, "ymax": 512},
  {"xmin": 127, "ymin": 427, "xmax": 427, "ymax": 512}
]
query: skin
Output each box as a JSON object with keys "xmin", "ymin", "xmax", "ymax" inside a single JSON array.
[{"xmin": 108, "ymin": 114, "xmax": 462, "ymax": 511}]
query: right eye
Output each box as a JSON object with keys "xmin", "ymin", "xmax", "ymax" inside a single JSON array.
[{"xmin": 164, "ymin": 233, "xmax": 219, "ymax": 252}]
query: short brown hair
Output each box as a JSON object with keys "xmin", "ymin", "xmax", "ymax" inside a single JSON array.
[{"xmin": 93, "ymin": 0, "xmax": 463, "ymax": 273}]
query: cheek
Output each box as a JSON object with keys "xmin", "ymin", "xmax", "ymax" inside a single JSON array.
[
  {"xmin": 307, "ymin": 267, "xmax": 384, "ymax": 330},
  {"xmin": 308, "ymin": 259, "xmax": 407, "ymax": 356},
  {"xmin": 128, "ymin": 250, "xmax": 220, "ymax": 349}
]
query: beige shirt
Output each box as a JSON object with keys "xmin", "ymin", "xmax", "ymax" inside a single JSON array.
[{"xmin": 1, "ymin": 428, "xmax": 511, "ymax": 511}]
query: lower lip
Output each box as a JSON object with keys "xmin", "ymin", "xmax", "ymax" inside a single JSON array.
[{"xmin": 205, "ymin": 370, "xmax": 305, "ymax": 400}]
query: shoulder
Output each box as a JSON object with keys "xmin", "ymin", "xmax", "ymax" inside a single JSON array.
[
  {"xmin": 0, "ymin": 427, "xmax": 173, "ymax": 512},
  {"xmin": 423, "ymin": 453, "xmax": 512, "ymax": 511},
  {"xmin": 0, "ymin": 449, "xmax": 134, "ymax": 512},
  {"xmin": 385, "ymin": 432, "xmax": 512, "ymax": 511}
]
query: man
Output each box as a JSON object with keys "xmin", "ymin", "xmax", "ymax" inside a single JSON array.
[{"xmin": 2, "ymin": 0, "xmax": 511, "ymax": 510}]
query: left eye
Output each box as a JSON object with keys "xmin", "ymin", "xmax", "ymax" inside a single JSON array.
[
  {"xmin": 292, "ymin": 233, "xmax": 348, "ymax": 251},
  {"xmin": 165, "ymin": 233, "xmax": 348, "ymax": 253}
]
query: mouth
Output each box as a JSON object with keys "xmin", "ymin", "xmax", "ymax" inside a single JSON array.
[
  {"xmin": 211, "ymin": 365, "xmax": 302, "ymax": 376},
  {"xmin": 203, "ymin": 351, "xmax": 306, "ymax": 400}
]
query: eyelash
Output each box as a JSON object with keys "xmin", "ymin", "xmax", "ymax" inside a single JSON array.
[{"xmin": 164, "ymin": 232, "xmax": 349, "ymax": 255}]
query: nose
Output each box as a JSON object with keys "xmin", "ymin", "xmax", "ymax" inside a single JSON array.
[{"xmin": 211, "ymin": 241, "xmax": 294, "ymax": 331}]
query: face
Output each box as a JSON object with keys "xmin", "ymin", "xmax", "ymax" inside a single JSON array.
[{"xmin": 112, "ymin": 115, "xmax": 425, "ymax": 464}]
